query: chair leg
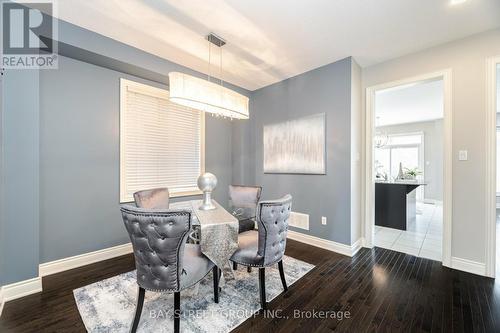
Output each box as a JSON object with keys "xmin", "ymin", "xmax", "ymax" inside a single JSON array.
[
  {"xmin": 247, "ymin": 266, "xmax": 252, "ymax": 273},
  {"xmin": 233, "ymin": 262, "xmax": 238, "ymax": 270},
  {"xmin": 213, "ymin": 266, "xmax": 219, "ymax": 303},
  {"xmin": 130, "ymin": 287, "xmax": 145, "ymax": 333},
  {"xmin": 259, "ymin": 267, "xmax": 266, "ymax": 310},
  {"xmin": 278, "ymin": 260, "xmax": 288, "ymax": 292},
  {"xmin": 174, "ymin": 292, "xmax": 180, "ymax": 333}
]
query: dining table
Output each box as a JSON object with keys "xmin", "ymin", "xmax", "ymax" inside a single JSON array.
[{"xmin": 169, "ymin": 199, "xmax": 239, "ymax": 282}]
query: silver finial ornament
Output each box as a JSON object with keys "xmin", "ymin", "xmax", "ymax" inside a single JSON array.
[{"xmin": 197, "ymin": 172, "xmax": 217, "ymax": 210}]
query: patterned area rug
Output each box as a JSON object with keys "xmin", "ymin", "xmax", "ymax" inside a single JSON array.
[{"xmin": 74, "ymin": 255, "xmax": 314, "ymax": 332}]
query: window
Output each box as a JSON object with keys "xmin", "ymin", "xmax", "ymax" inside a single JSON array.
[
  {"xmin": 120, "ymin": 79, "xmax": 204, "ymax": 202},
  {"xmin": 375, "ymin": 133, "xmax": 423, "ymax": 178},
  {"xmin": 375, "ymin": 132, "xmax": 424, "ymax": 199}
]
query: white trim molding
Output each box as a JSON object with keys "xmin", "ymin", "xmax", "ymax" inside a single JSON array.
[
  {"xmin": 39, "ymin": 243, "xmax": 133, "ymax": 277},
  {"xmin": 485, "ymin": 56, "xmax": 500, "ymax": 278},
  {"xmin": 2, "ymin": 277, "xmax": 42, "ymax": 303},
  {"xmin": 0, "ymin": 287, "xmax": 4, "ymax": 317},
  {"xmin": 451, "ymin": 257, "xmax": 486, "ymax": 276},
  {"xmin": 363, "ymin": 69, "xmax": 453, "ymax": 268},
  {"xmin": 287, "ymin": 230, "xmax": 364, "ymax": 257}
]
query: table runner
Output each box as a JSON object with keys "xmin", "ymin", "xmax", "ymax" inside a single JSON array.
[
  {"xmin": 169, "ymin": 200, "xmax": 238, "ymax": 272},
  {"xmin": 190, "ymin": 200, "xmax": 239, "ymax": 271}
]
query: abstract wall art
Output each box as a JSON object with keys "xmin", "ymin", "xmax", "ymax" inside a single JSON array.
[{"xmin": 263, "ymin": 113, "xmax": 326, "ymax": 174}]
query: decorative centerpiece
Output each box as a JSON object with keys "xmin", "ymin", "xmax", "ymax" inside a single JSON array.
[{"xmin": 197, "ymin": 172, "xmax": 217, "ymax": 210}]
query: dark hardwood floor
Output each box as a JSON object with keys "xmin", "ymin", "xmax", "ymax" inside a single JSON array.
[{"xmin": 1, "ymin": 240, "xmax": 500, "ymax": 332}]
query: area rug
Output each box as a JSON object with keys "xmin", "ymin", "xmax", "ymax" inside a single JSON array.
[{"xmin": 74, "ymin": 255, "xmax": 314, "ymax": 332}]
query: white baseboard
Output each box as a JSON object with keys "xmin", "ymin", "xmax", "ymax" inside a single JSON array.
[
  {"xmin": 0, "ymin": 243, "xmax": 133, "ymax": 307},
  {"xmin": 2, "ymin": 277, "xmax": 42, "ymax": 303},
  {"xmin": 287, "ymin": 230, "xmax": 364, "ymax": 257},
  {"xmin": 39, "ymin": 243, "xmax": 133, "ymax": 277},
  {"xmin": 451, "ymin": 257, "xmax": 486, "ymax": 276},
  {"xmin": 351, "ymin": 238, "xmax": 364, "ymax": 256},
  {"xmin": 0, "ymin": 287, "xmax": 4, "ymax": 317}
]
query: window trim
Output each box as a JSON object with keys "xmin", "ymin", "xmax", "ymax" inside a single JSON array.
[{"xmin": 119, "ymin": 78, "xmax": 205, "ymax": 203}]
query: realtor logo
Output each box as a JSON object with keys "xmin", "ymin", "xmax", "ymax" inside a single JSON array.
[{"xmin": 1, "ymin": 0, "xmax": 58, "ymax": 69}]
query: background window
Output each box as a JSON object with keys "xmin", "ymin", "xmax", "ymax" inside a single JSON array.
[
  {"xmin": 120, "ymin": 79, "xmax": 204, "ymax": 203},
  {"xmin": 375, "ymin": 133, "xmax": 424, "ymax": 199},
  {"xmin": 390, "ymin": 146, "xmax": 419, "ymax": 179}
]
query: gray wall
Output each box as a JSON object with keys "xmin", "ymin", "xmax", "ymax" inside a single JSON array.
[
  {"xmin": 1, "ymin": 70, "xmax": 40, "ymax": 284},
  {"xmin": 377, "ymin": 119, "xmax": 444, "ymax": 201},
  {"xmin": 39, "ymin": 56, "xmax": 237, "ymax": 263},
  {"xmin": 234, "ymin": 57, "xmax": 354, "ymax": 245},
  {"xmin": 0, "ymin": 64, "xmax": 4, "ymax": 287},
  {"xmin": 363, "ymin": 28, "xmax": 500, "ymax": 263},
  {"xmin": 350, "ymin": 60, "xmax": 363, "ymax": 243},
  {"xmin": 1, "ymin": 17, "xmax": 249, "ymax": 284}
]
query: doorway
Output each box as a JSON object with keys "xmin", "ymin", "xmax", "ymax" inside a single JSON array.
[{"xmin": 364, "ymin": 70, "xmax": 453, "ymax": 267}]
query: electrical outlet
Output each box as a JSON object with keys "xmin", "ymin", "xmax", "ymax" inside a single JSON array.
[{"xmin": 321, "ymin": 216, "xmax": 327, "ymax": 225}]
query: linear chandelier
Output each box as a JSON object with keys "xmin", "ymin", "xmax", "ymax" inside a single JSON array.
[{"xmin": 168, "ymin": 34, "xmax": 249, "ymax": 120}]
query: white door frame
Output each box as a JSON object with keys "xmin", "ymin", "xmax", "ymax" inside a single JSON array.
[
  {"xmin": 485, "ymin": 56, "xmax": 500, "ymax": 278},
  {"xmin": 364, "ymin": 69, "xmax": 453, "ymax": 268}
]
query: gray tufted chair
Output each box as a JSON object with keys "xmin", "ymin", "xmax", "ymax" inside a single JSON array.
[
  {"xmin": 133, "ymin": 188, "xmax": 170, "ymax": 209},
  {"xmin": 120, "ymin": 205, "xmax": 220, "ymax": 333},
  {"xmin": 134, "ymin": 188, "xmax": 200, "ymax": 244},
  {"xmin": 228, "ymin": 185, "xmax": 262, "ymax": 234},
  {"xmin": 230, "ymin": 194, "xmax": 292, "ymax": 310}
]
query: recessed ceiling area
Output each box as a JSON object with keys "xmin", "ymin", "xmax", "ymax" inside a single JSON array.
[
  {"xmin": 375, "ymin": 79, "xmax": 444, "ymax": 127},
  {"xmin": 53, "ymin": 0, "xmax": 500, "ymax": 91}
]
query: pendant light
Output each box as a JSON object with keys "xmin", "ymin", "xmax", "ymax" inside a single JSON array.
[{"xmin": 168, "ymin": 33, "xmax": 249, "ymax": 120}]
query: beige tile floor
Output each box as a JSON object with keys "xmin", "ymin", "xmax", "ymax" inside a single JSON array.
[{"xmin": 374, "ymin": 203, "xmax": 443, "ymax": 261}]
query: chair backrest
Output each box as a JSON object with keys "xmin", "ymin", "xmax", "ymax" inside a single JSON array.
[
  {"xmin": 228, "ymin": 185, "xmax": 262, "ymax": 221},
  {"xmin": 256, "ymin": 195, "xmax": 292, "ymax": 266},
  {"xmin": 133, "ymin": 188, "xmax": 169, "ymax": 209},
  {"xmin": 120, "ymin": 204, "xmax": 191, "ymax": 292}
]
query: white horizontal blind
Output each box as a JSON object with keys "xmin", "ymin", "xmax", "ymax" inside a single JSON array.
[{"xmin": 120, "ymin": 79, "xmax": 203, "ymax": 202}]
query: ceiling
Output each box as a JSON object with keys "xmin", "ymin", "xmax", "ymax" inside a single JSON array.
[
  {"xmin": 53, "ymin": 0, "xmax": 500, "ymax": 91},
  {"xmin": 375, "ymin": 79, "xmax": 444, "ymax": 127}
]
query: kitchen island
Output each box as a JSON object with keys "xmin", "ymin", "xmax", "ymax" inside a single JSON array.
[{"xmin": 375, "ymin": 180, "xmax": 426, "ymax": 231}]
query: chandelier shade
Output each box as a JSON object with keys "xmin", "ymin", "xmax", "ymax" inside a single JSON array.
[{"xmin": 168, "ymin": 72, "xmax": 249, "ymax": 119}]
